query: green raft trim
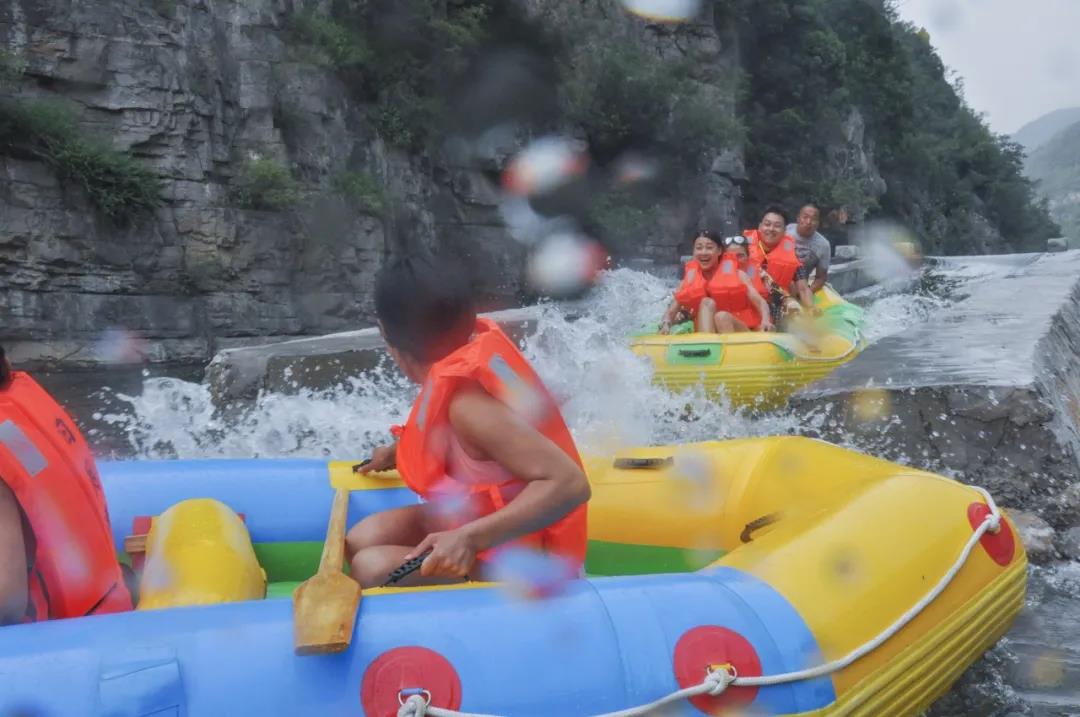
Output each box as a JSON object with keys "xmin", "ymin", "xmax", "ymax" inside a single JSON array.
[
  {"xmin": 584, "ymin": 540, "xmax": 725, "ymax": 576},
  {"xmin": 255, "ymin": 539, "xmax": 723, "ymax": 597}
]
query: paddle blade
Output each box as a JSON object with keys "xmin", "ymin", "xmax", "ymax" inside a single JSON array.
[{"xmin": 292, "ymin": 572, "xmax": 362, "ymax": 656}]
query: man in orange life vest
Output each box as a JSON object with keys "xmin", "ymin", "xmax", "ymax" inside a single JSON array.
[
  {"xmin": 0, "ymin": 346, "xmax": 132, "ymax": 625},
  {"xmin": 744, "ymin": 208, "xmax": 814, "ymax": 320},
  {"xmin": 345, "ymin": 254, "xmax": 591, "ymax": 588}
]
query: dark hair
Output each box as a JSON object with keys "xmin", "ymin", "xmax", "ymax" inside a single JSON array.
[
  {"xmin": 0, "ymin": 345, "xmax": 9, "ymax": 387},
  {"xmin": 374, "ymin": 254, "xmax": 477, "ymax": 363},
  {"xmin": 692, "ymin": 230, "xmax": 721, "ymax": 246},
  {"xmin": 799, "ymin": 202, "xmax": 820, "ymax": 215},
  {"xmin": 761, "ymin": 206, "xmax": 787, "ymax": 224}
]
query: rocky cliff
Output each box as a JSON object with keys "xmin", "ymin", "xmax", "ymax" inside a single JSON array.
[
  {"xmin": 0, "ymin": 0, "xmax": 1052, "ymax": 367},
  {"xmin": 0, "ymin": 0, "xmax": 745, "ymax": 365}
]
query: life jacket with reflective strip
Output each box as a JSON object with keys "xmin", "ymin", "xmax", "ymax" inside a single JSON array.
[
  {"xmin": 396, "ymin": 319, "xmax": 588, "ymax": 569},
  {"xmin": 673, "ymin": 259, "xmax": 711, "ymax": 315},
  {"xmin": 745, "ymin": 230, "xmax": 802, "ymax": 290},
  {"xmin": 0, "ymin": 372, "xmax": 132, "ymax": 622},
  {"xmin": 711, "ymin": 256, "xmax": 762, "ymax": 329},
  {"xmin": 674, "ymin": 258, "xmax": 762, "ymax": 329}
]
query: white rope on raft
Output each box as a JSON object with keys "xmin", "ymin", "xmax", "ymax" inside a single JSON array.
[{"xmin": 397, "ymin": 487, "xmax": 1003, "ymax": 717}]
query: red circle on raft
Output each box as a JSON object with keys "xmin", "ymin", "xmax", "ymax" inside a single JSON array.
[
  {"xmin": 673, "ymin": 626, "xmax": 762, "ymax": 714},
  {"xmin": 968, "ymin": 502, "xmax": 1015, "ymax": 566},
  {"xmin": 360, "ymin": 646, "xmax": 462, "ymax": 717}
]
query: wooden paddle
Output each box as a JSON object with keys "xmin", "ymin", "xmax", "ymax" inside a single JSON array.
[{"xmin": 293, "ymin": 487, "xmax": 361, "ymax": 656}]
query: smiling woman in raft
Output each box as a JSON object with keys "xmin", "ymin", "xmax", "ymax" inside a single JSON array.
[{"xmin": 658, "ymin": 231, "xmax": 774, "ymax": 335}]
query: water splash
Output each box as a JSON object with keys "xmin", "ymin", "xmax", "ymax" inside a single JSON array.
[{"xmin": 97, "ymin": 261, "xmax": 994, "ymax": 460}]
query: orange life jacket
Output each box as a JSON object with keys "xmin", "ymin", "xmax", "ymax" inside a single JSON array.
[
  {"xmin": 712, "ymin": 256, "xmax": 762, "ymax": 329},
  {"xmin": 0, "ymin": 372, "xmax": 132, "ymax": 622},
  {"xmin": 745, "ymin": 230, "xmax": 802, "ymax": 290},
  {"xmin": 674, "ymin": 258, "xmax": 762, "ymax": 329},
  {"xmin": 396, "ymin": 318, "xmax": 588, "ymax": 569}
]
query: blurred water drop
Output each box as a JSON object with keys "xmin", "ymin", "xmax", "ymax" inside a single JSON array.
[
  {"xmin": 140, "ymin": 553, "xmax": 175, "ymax": 593},
  {"xmin": 1027, "ymin": 649, "xmax": 1066, "ymax": 688},
  {"xmin": 620, "ymin": 0, "xmax": 702, "ymax": 23},
  {"xmin": 490, "ymin": 546, "xmax": 575, "ymax": 600},
  {"xmin": 612, "ymin": 152, "xmax": 659, "ymax": 187},
  {"xmin": 95, "ymin": 327, "xmax": 148, "ymax": 365},
  {"xmin": 850, "ymin": 387, "xmax": 892, "ymax": 423},
  {"xmin": 671, "ymin": 446, "xmax": 717, "ymax": 511},
  {"xmin": 851, "ymin": 220, "xmax": 922, "ymax": 285},
  {"xmin": 824, "ymin": 544, "xmax": 862, "ymax": 587},
  {"xmin": 527, "ymin": 233, "xmax": 607, "ymax": 297},
  {"xmin": 928, "ymin": 0, "xmax": 963, "ymax": 33},
  {"xmin": 502, "ymin": 136, "xmax": 589, "ymax": 197}
]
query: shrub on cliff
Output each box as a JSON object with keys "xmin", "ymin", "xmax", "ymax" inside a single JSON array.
[
  {"xmin": 333, "ymin": 170, "xmax": 386, "ymax": 214},
  {"xmin": 0, "ymin": 100, "xmax": 161, "ymax": 221},
  {"xmin": 231, "ymin": 157, "xmax": 302, "ymax": 210}
]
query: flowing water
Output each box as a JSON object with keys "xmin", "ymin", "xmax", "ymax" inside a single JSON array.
[{"xmin": 39, "ymin": 259, "xmax": 1080, "ymax": 716}]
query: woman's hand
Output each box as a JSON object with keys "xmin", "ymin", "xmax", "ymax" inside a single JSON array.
[
  {"xmin": 658, "ymin": 318, "xmax": 672, "ymax": 335},
  {"xmin": 355, "ymin": 443, "xmax": 396, "ymax": 474},
  {"xmin": 760, "ymin": 316, "xmax": 775, "ymax": 332},
  {"xmin": 407, "ymin": 528, "xmax": 478, "ymax": 579}
]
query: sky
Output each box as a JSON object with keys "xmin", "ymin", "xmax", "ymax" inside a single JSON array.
[{"xmin": 895, "ymin": 0, "xmax": 1080, "ymax": 134}]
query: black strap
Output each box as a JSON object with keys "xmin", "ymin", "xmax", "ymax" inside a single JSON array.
[{"xmin": 612, "ymin": 456, "xmax": 673, "ymax": 470}]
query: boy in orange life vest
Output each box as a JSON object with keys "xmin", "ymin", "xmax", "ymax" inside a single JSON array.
[
  {"xmin": 744, "ymin": 208, "xmax": 814, "ymax": 317},
  {"xmin": 345, "ymin": 255, "xmax": 591, "ymax": 589},
  {"xmin": 0, "ymin": 346, "xmax": 133, "ymax": 625},
  {"xmin": 658, "ymin": 231, "xmax": 774, "ymax": 334}
]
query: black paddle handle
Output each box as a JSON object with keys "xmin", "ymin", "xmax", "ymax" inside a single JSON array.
[{"xmin": 381, "ymin": 550, "xmax": 433, "ymax": 587}]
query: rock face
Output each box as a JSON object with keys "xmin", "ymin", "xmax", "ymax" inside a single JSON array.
[
  {"xmin": 0, "ymin": 0, "xmax": 537, "ymax": 367},
  {"xmin": 792, "ymin": 251, "xmax": 1080, "ymax": 530}
]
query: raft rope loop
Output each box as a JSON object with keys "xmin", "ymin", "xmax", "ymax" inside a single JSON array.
[{"xmin": 396, "ymin": 488, "xmax": 1003, "ymax": 717}]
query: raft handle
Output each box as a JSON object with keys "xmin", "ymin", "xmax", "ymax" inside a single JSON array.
[
  {"xmin": 677, "ymin": 348, "xmax": 712, "ymax": 358},
  {"xmin": 740, "ymin": 512, "xmax": 781, "ymax": 543},
  {"xmin": 613, "ymin": 456, "xmax": 674, "ymax": 470}
]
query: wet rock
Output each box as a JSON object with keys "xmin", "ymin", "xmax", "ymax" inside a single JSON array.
[
  {"xmin": 204, "ymin": 303, "xmax": 579, "ymax": 401},
  {"xmin": 793, "ymin": 252, "xmax": 1080, "ymax": 522},
  {"xmin": 1007, "ymin": 510, "xmax": 1057, "ymax": 564},
  {"xmin": 1047, "ymin": 237, "xmax": 1067, "ymax": 252},
  {"xmin": 1057, "ymin": 527, "xmax": 1080, "ymax": 562}
]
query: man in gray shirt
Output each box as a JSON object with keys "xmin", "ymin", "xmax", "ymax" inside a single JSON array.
[{"xmin": 786, "ymin": 203, "xmax": 831, "ymax": 293}]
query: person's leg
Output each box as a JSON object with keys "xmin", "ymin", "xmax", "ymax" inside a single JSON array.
[
  {"xmin": 696, "ymin": 298, "xmax": 717, "ymax": 333},
  {"xmin": 350, "ymin": 545, "xmax": 470, "ymax": 589},
  {"xmin": 346, "ymin": 504, "xmax": 473, "ymax": 588},
  {"xmin": 345, "ymin": 504, "xmax": 428, "ymax": 563},
  {"xmin": 713, "ymin": 311, "xmax": 749, "ymax": 333}
]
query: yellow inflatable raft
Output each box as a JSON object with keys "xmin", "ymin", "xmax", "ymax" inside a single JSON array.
[
  {"xmin": 0, "ymin": 438, "xmax": 1023, "ymax": 717},
  {"xmin": 631, "ymin": 286, "xmax": 865, "ymax": 409}
]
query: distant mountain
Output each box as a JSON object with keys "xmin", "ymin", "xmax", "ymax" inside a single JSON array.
[
  {"xmin": 1012, "ymin": 107, "xmax": 1080, "ymax": 152},
  {"xmin": 1026, "ymin": 119, "xmax": 1080, "ymax": 242}
]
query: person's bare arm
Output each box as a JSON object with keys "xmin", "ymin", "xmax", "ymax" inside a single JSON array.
[
  {"xmin": 810, "ymin": 269, "xmax": 828, "ymax": 293},
  {"xmin": 742, "ymin": 273, "xmax": 773, "ymax": 331},
  {"xmin": 0, "ymin": 482, "xmax": 28, "ymax": 625},
  {"xmin": 407, "ymin": 386, "xmax": 590, "ymax": 577},
  {"xmin": 793, "ymin": 278, "xmax": 814, "ymax": 307},
  {"xmin": 658, "ymin": 297, "xmax": 682, "ymax": 335}
]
